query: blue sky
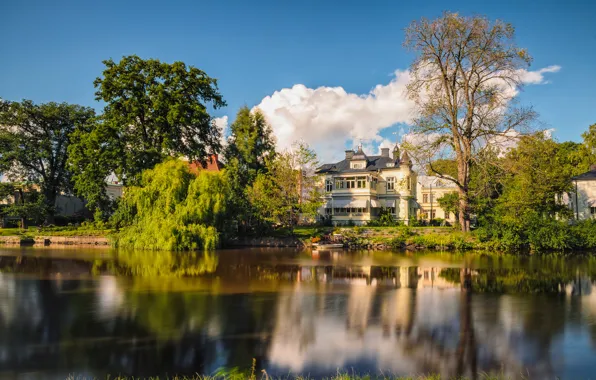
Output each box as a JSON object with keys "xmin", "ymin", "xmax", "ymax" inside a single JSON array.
[{"xmin": 1, "ymin": 0, "xmax": 595, "ymax": 161}]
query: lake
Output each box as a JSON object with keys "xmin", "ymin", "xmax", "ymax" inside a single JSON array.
[{"xmin": 1, "ymin": 247, "xmax": 596, "ymax": 379}]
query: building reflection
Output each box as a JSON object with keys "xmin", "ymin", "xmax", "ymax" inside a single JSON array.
[{"xmin": 3, "ymin": 251, "xmax": 596, "ymax": 378}]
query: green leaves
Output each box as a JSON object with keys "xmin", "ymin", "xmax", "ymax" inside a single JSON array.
[
  {"xmin": 0, "ymin": 100, "xmax": 95, "ymax": 222},
  {"xmin": 70, "ymin": 55, "xmax": 226, "ymax": 215},
  {"xmin": 113, "ymin": 159, "xmax": 231, "ymax": 251}
]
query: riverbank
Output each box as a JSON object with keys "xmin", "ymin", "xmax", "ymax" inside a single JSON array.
[{"xmin": 0, "ymin": 227, "xmax": 111, "ymax": 246}]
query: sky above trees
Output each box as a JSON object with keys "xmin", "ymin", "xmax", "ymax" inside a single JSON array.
[{"xmin": 1, "ymin": 0, "xmax": 594, "ymax": 162}]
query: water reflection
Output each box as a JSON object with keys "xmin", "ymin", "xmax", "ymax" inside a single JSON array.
[{"xmin": 2, "ymin": 248, "xmax": 596, "ymax": 378}]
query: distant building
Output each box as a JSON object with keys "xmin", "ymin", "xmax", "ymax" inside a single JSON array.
[
  {"xmin": 315, "ymin": 144, "xmax": 417, "ymax": 226},
  {"xmin": 106, "ymin": 173, "xmax": 124, "ymax": 200},
  {"xmin": 569, "ymin": 164, "xmax": 596, "ymax": 220},
  {"xmin": 188, "ymin": 154, "xmax": 225, "ymax": 174},
  {"xmin": 416, "ymin": 176, "xmax": 458, "ymax": 223}
]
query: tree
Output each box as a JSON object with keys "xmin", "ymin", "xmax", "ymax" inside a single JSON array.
[
  {"xmin": 437, "ymin": 192, "xmax": 459, "ymax": 221},
  {"xmin": 404, "ymin": 12, "xmax": 537, "ymax": 231},
  {"xmin": 582, "ymin": 123, "xmax": 596, "ymax": 153},
  {"xmin": 247, "ymin": 142, "xmax": 321, "ymax": 233},
  {"xmin": 223, "ymin": 107, "xmax": 276, "ymax": 232},
  {"xmin": 224, "ymin": 106, "xmax": 276, "ymax": 185},
  {"xmin": 0, "ymin": 100, "xmax": 95, "ymax": 223},
  {"xmin": 112, "ymin": 159, "xmax": 230, "ymax": 251},
  {"xmin": 69, "ymin": 55, "xmax": 226, "ymax": 213}
]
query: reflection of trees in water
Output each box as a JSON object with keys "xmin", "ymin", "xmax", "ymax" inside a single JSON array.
[{"xmin": 110, "ymin": 250, "xmax": 219, "ymax": 277}]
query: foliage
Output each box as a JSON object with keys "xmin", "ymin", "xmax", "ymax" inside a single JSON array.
[
  {"xmin": 247, "ymin": 142, "xmax": 322, "ymax": 233},
  {"xmin": 69, "ymin": 55, "xmax": 225, "ymax": 214},
  {"xmin": 223, "ymin": 107, "xmax": 276, "ymax": 233},
  {"xmin": 404, "ymin": 12, "xmax": 537, "ymax": 231},
  {"xmin": 367, "ymin": 208, "xmax": 401, "ymax": 227},
  {"xmin": 436, "ymin": 193, "xmax": 459, "ymax": 220},
  {"xmin": 112, "ymin": 159, "xmax": 230, "ymax": 251},
  {"xmin": 0, "ymin": 100, "xmax": 95, "ymax": 222}
]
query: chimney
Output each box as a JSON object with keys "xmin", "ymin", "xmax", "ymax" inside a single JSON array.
[
  {"xmin": 591, "ymin": 164, "xmax": 596, "ymax": 171},
  {"xmin": 345, "ymin": 150, "xmax": 354, "ymax": 159},
  {"xmin": 381, "ymin": 148, "xmax": 390, "ymax": 158}
]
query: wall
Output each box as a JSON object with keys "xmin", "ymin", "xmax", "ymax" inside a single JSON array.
[{"xmin": 572, "ymin": 180, "xmax": 596, "ymax": 220}]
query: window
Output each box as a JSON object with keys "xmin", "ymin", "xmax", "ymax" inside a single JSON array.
[
  {"xmin": 406, "ymin": 176, "xmax": 411, "ymax": 190},
  {"xmin": 591, "ymin": 207, "xmax": 596, "ymax": 216},
  {"xmin": 351, "ymin": 162, "xmax": 365, "ymax": 169},
  {"xmin": 356, "ymin": 177, "xmax": 366, "ymax": 188},
  {"xmin": 423, "ymin": 194, "xmax": 428, "ymax": 203},
  {"xmin": 325, "ymin": 208, "xmax": 332, "ymax": 215},
  {"xmin": 326, "ymin": 179, "xmax": 333, "ymax": 192},
  {"xmin": 346, "ymin": 177, "xmax": 356, "ymax": 189},
  {"xmin": 335, "ymin": 179, "xmax": 344, "ymax": 189},
  {"xmin": 386, "ymin": 163, "xmax": 394, "ymax": 168},
  {"xmin": 387, "ymin": 177, "xmax": 395, "ymax": 191}
]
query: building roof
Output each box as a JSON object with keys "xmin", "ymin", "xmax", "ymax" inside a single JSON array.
[
  {"xmin": 572, "ymin": 169, "xmax": 596, "ymax": 181},
  {"xmin": 189, "ymin": 154, "xmax": 225, "ymax": 173},
  {"xmin": 418, "ymin": 175, "xmax": 458, "ymax": 189},
  {"xmin": 316, "ymin": 155, "xmax": 401, "ymax": 174}
]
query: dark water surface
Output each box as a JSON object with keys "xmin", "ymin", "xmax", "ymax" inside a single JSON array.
[{"xmin": 2, "ymin": 247, "xmax": 596, "ymax": 379}]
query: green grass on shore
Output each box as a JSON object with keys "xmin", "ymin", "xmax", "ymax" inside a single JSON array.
[{"xmin": 0, "ymin": 226, "xmax": 111, "ymax": 238}]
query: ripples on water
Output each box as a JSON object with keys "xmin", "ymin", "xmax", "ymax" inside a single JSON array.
[{"xmin": 1, "ymin": 247, "xmax": 596, "ymax": 379}]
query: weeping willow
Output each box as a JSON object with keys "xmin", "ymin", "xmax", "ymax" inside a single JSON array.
[{"xmin": 113, "ymin": 159, "xmax": 230, "ymax": 251}]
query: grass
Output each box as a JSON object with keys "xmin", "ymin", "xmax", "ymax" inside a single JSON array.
[{"xmin": 0, "ymin": 225, "xmax": 111, "ymax": 238}]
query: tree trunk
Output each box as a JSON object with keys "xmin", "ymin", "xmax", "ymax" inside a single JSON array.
[{"xmin": 43, "ymin": 190, "xmax": 56, "ymax": 225}]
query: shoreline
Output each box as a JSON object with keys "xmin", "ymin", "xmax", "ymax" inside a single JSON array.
[{"xmin": 0, "ymin": 235, "xmax": 110, "ymax": 246}]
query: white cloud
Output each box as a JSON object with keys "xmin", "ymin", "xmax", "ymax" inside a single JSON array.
[
  {"xmin": 229, "ymin": 65, "xmax": 562, "ymax": 163},
  {"xmin": 253, "ymin": 70, "xmax": 415, "ymax": 162},
  {"xmin": 517, "ymin": 65, "xmax": 561, "ymax": 85},
  {"xmin": 212, "ymin": 116, "xmax": 229, "ymax": 148}
]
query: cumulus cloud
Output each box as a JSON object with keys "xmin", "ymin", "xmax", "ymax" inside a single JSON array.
[
  {"xmin": 227, "ymin": 65, "xmax": 561, "ymax": 163},
  {"xmin": 212, "ymin": 116, "xmax": 229, "ymax": 148},
  {"xmin": 253, "ymin": 70, "xmax": 414, "ymax": 162}
]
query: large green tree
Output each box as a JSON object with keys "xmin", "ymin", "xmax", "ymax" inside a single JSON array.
[
  {"xmin": 404, "ymin": 12, "xmax": 537, "ymax": 231},
  {"xmin": 69, "ymin": 55, "xmax": 225, "ymax": 213},
  {"xmin": 223, "ymin": 107, "xmax": 276, "ymax": 232},
  {"xmin": 112, "ymin": 159, "xmax": 230, "ymax": 251},
  {"xmin": 0, "ymin": 100, "xmax": 95, "ymax": 223}
]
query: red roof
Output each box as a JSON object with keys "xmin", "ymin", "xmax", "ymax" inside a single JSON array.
[{"xmin": 188, "ymin": 154, "xmax": 225, "ymax": 174}]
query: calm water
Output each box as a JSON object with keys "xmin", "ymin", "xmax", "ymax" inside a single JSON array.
[{"xmin": 2, "ymin": 247, "xmax": 596, "ymax": 379}]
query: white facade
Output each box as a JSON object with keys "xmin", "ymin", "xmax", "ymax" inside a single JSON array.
[
  {"xmin": 569, "ymin": 165, "xmax": 596, "ymax": 220},
  {"xmin": 416, "ymin": 176, "xmax": 458, "ymax": 223},
  {"xmin": 316, "ymin": 145, "xmax": 418, "ymax": 226}
]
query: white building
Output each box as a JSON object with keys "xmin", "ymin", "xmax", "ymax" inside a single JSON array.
[
  {"xmin": 569, "ymin": 164, "xmax": 596, "ymax": 220},
  {"xmin": 416, "ymin": 176, "xmax": 458, "ymax": 224},
  {"xmin": 315, "ymin": 144, "xmax": 418, "ymax": 226}
]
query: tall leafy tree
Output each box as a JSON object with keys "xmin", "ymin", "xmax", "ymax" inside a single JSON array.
[
  {"xmin": 0, "ymin": 100, "xmax": 95, "ymax": 223},
  {"xmin": 224, "ymin": 106, "xmax": 276, "ymax": 186},
  {"xmin": 223, "ymin": 107, "xmax": 276, "ymax": 232},
  {"xmin": 69, "ymin": 55, "xmax": 226, "ymax": 213},
  {"xmin": 404, "ymin": 12, "xmax": 537, "ymax": 231}
]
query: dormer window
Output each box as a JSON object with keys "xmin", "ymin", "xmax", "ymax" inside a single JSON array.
[
  {"xmin": 386, "ymin": 162, "xmax": 395, "ymax": 168},
  {"xmin": 351, "ymin": 161, "xmax": 366, "ymax": 169}
]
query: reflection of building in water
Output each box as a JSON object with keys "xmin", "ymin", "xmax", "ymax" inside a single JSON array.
[
  {"xmin": 417, "ymin": 267, "xmax": 457, "ymax": 289},
  {"xmin": 346, "ymin": 284, "xmax": 375, "ymax": 335}
]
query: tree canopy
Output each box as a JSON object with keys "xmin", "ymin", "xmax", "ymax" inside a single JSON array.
[
  {"xmin": 112, "ymin": 159, "xmax": 230, "ymax": 251},
  {"xmin": 0, "ymin": 100, "xmax": 95, "ymax": 222},
  {"xmin": 404, "ymin": 12, "xmax": 537, "ymax": 231},
  {"xmin": 69, "ymin": 55, "xmax": 226, "ymax": 214}
]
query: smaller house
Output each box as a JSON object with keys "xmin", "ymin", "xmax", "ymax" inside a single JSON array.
[
  {"xmin": 416, "ymin": 176, "xmax": 458, "ymax": 224},
  {"xmin": 569, "ymin": 164, "xmax": 596, "ymax": 220}
]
